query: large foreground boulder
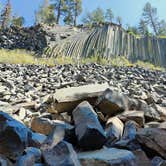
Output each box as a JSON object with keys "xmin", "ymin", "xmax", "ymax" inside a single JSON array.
[
  {"xmin": 136, "ymin": 128, "xmax": 166, "ymax": 159},
  {"xmin": 0, "ymin": 111, "xmax": 30, "ymax": 160},
  {"xmin": 78, "ymin": 148, "xmax": 136, "ymax": 166},
  {"xmin": 49, "ymin": 83, "xmax": 109, "ymax": 113},
  {"xmin": 72, "ymin": 101, "xmax": 106, "ymax": 150}
]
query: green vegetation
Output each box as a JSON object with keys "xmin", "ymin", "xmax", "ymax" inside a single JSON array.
[
  {"xmin": 82, "ymin": 7, "xmax": 122, "ymax": 26},
  {"xmin": 0, "ymin": 49, "xmax": 164, "ymax": 71}
]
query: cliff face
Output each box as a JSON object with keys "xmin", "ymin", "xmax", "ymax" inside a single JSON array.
[
  {"xmin": 0, "ymin": 24, "xmax": 166, "ymax": 67},
  {"xmin": 45, "ymin": 24, "xmax": 166, "ymax": 67}
]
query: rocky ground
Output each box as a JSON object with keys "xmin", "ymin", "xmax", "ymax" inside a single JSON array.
[{"xmin": 0, "ymin": 63, "xmax": 166, "ymax": 166}]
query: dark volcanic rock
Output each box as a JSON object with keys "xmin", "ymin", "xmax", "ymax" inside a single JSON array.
[
  {"xmin": 96, "ymin": 88, "xmax": 128, "ymax": 116},
  {"xmin": 78, "ymin": 148, "xmax": 136, "ymax": 166},
  {"xmin": 16, "ymin": 147, "xmax": 41, "ymax": 166},
  {"xmin": 42, "ymin": 141, "xmax": 80, "ymax": 166},
  {"xmin": 136, "ymin": 128, "xmax": 166, "ymax": 159},
  {"xmin": 72, "ymin": 101, "xmax": 106, "ymax": 150},
  {"xmin": 122, "ymin": 120, "xmax": 137, "ymax": 141},
  {"xmin": 0, "ymin": 111, "xmax": 30, "ymax": 160}
]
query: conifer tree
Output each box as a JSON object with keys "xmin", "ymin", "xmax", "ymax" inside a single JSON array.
[{"xmin": 0, "ymin": 0, "xmax": 12, "ymax": 29}]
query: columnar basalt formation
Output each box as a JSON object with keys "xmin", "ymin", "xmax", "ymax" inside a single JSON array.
[
  {"xmin": 45, "ymin": 24, "xmax": 166, "ymax": 67},
  {"xmin": 0, "ymin": 24, "xmax": 166, "ymax": 67}
]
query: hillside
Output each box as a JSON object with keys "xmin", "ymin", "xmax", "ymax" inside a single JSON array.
[{"xmin": 0, "ymin": 24, "xmax": 166, "ymax": 67}]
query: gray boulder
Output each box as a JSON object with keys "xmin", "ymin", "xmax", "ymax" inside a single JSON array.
[
  {"xmin": 0, "ymin": 111, "xmax": 30, "ymax": 160},
  {"xmin": 78, "ymin": 148, "xmax": 136, "ymax": 166},
  {"xmin": 42, "ymin": 141, "xmax": 80, "ymax": 166},
  {"xmin": 72, "ymin": 101, "xmax": 106, "ymax": 150}
]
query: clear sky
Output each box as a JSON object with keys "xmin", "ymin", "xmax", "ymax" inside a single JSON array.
[{"xmin": 0, "ymin": 0, "xmax": 166, "ymax": 27}]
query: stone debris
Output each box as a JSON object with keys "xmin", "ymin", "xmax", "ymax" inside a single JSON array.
[{"xmin": 0, "ymin": 63, "xmax": 165, "ymax": 165}]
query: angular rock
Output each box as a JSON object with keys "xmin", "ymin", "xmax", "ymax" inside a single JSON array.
[
  {"xmin": 72, "ymin": 101, "xmax": 106, "ymax": 150},
  {"xmin": 105, "ymin": 117, "xmax": 124, "ymax": 146},
  {"xmin": 113, "ymin": 139, "xmax": 141, "ymax": 151},
  {"xmin": 49, "ymin": 83, "xmax": 109, "ymax": 113},
  {"xmin": 28, "ymin": 132, "xmax": 47, "ymax": 148},
  {"xmin": 145, "ymin": 121, "xmax": 161, "ymax": 128},
  {"xmin": 119, "ymin": 111, "xmax": 145, "ymax": 127},
  {"xmin": 136, "ymin": 128, "xmax": 166, "ymax": 159},
  {"xmin": 151, "ymin": 156, "xmax": 166, "ymax": 166},
  {"xmin": 31, "ymin": 117, "xmax": 54, "ymax": 135},
  {"xmin": 0, "ymin": 111, "xmax": 30, "ymax": 160},
  {"xmin": 159, "ymin": 121, "xmax": 166, "ymax": 129},
  {"xmin": 133, "ymin": 149, "xmax": 150, "ymax": 166},
  {"xmin": 122, "ymin": 120, "xmax": 137, "ymax": 141},
  {"xmin": 78, "ymin": 148, "xmax": 136, "ymax": 166},
  {"xmin": 42, "ymin": 141, "xmax": 80, "ymax": 166},
  {"xmin": 96, "ymin": 88, "xmax": 128, "ymax": 116},
  {"xmin": 16, "ymin": 147, "xmax": 41, "ymax": 166},
  {"xmin": 0, "ymin": 155, "xmax": 13, "ymax": 166}
]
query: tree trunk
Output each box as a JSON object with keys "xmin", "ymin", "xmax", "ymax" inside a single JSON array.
[
  {"xmin": 56, "ymin": 0, "xmax": 61, "ymax": 24},
  {"xmin": 74, "ymin": 1, "xmax": 77, "ymax": 26},
  {"xmin": 150, "ymin": 13, "xmax": 158, "ymax": 35}
]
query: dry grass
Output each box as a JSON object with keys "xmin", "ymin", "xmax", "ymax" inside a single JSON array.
[
  {"xmin": 0, "ymin": 49, "xmax": 164, "ymax": 71},
  {"xmin": 0, "ymin": 49, "xmax": 74, "ymax": 66}
]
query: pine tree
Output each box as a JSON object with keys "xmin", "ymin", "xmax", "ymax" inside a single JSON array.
[
  {"xmin": 158, "ymin": 20, "xmax": 166, "ymax": 36},
  {"xmin": 51, "ymin": 0, "xmax": 67, "ymax": 24},
  {"xmin": 11, "ymin": 15, "xmax": 24, "ymax": 27},
  {"xmin": 0, "ymin": 0, "xmax": 12, "ymax": 29},
  {"xmin": 138, "ymin": 19, "xmax": 149, "ymax": 35},
  {"xmin": 73, "ymin": 0, "xmax": 82, "ymax": 26},
  {"xmin": 35, "ymin": 0, "xmax": 55, "ymax": 25},
  {"xmin": 105, "ymin": 8, "xmax": 114, "ymax": 23},
  {"xmin": 82, "ymin": 7, "xmax": 105, "ymax": 25},
  {"xmin": 142, "ymin": 2, "xmax": 159, "ymax": 35}
]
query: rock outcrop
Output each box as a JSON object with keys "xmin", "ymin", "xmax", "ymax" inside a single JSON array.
[{"xmin": 0, "ymin": 24, "xmax": 166, "ymax": 67}]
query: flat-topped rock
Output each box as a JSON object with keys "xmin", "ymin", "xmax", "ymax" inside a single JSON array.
[{"xmin": 78, "ymin": 148, "xmax": 136, "ymax": 166}]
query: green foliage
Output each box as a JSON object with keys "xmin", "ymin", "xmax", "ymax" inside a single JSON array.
[
  {"xmin": 105, "ymin": 8, "xmax": 114, "ymax": 22},
  {"xmin": 51, "ymin": 0, "xmax": 68, "ymax": 24},
  {"xmin": 73, "ymin": 0, "xmax": 82, "ymax": 26},
  {"xmin": 35, "ymin": 0, "xmax": 55, "ymax": 25},
  {"xmin": 0, "ymin": 0, "xmax": 12, "ymax": 29},
  {"xmin": 127, "ymin": 25, "xmax": 140, "ymax": 35},
  {"xmin": 11, "ymin": 16, "xmax": 24, "ymax": 27},
  {"xmin": 158, "ymin": 20, "xmax": 166, "ymax": 36},
  {"xmin": 92, "ymin": 7, "xmax": 105, "ymax": 23},
  {"xmin": 82, "ymin": 7, "xmax": 105, "ymax": 24},
  {"xmin": 138, "ymin": 19, "xmax": 149, "ymax": 35},
  {"xmin": 142, "ymin": 2, "xmax": 159, "ymax": 35}
]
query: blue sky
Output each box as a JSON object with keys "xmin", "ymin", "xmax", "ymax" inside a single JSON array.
[{"xmin": 0, "ymin": 0, "xmax": 166, "ymax": 27}]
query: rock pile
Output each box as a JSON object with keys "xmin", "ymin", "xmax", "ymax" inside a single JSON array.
[
  {"xmin": 0, "ymin": 25, "xmax": 47, "ymax": 52},
  {"xmin": 0, "ymin": 24, "xmax": 82, "ymax": 53},
  {"xmin": 0, "ymin": 63, "xmax": 165, "ymax": 165}
]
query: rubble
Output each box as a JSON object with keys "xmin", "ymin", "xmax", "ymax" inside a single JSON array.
[{"xmin": 0, "ymin": 63, "xmax": 165, "ymax": 165}]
